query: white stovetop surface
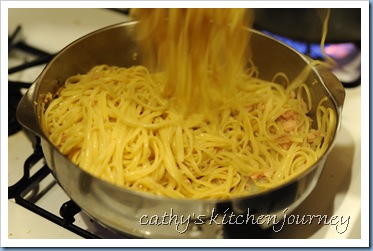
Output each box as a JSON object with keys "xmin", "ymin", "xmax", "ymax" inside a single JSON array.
[{"xmin": 4, "ymin": 7, "xmax": 367, "ymax": 246}]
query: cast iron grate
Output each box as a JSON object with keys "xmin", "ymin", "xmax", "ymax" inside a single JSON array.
[
  {"xmin": 8, "ymin": 25, "xmax": 56, "ymax": 136},
  {"xmin": 8, "ymin": 145, "xmax": 100, "ymax": 239}
]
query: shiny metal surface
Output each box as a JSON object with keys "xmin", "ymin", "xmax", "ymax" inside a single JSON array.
[{"xmin": 17, "ymin": 21, "xmax": 345, "ymax": 238}]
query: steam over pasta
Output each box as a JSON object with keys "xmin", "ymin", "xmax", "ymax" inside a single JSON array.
[{"xmin": 41, "ymin": 9, "xmax": 336, "ymax": 199}]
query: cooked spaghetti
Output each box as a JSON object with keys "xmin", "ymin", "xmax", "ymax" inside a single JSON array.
[
  {"xmin": 130, "ymin": 8, "xmax": 254, "ymax": 117},
  {"xmin": 41, "ymin": 9, "xmax": 336, "ymax": 199}
]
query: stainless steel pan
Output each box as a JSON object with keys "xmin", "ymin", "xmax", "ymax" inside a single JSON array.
[{"xmin": 16, "ymin": 21, "xmax": 345, "ymax": 238}]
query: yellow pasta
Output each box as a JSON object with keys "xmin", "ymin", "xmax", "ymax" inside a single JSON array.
[
  {"xmin": 41, "ymin": 9, "xmax": 336, "ymax": 199},
  {"xmin": 42, "ymin": 64, "xmax": 335, "ymax": 199}
]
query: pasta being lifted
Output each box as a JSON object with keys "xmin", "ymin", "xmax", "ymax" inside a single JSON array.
[{"xmin": 41, "ymin": 9, "xmax": 336, "ymax": 199}]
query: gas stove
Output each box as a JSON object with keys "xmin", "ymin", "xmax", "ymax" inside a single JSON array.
[{"xmin": 3, "ymin": 6, "xmax": 367, "ymax": 246}]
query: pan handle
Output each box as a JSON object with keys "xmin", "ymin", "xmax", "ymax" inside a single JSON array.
[
  {"xmin": 16, "ymin": 79, "xmax": 45, "ymax": 137},
  {"xmin": 315, "ymin": 64, "xmax": 346, "ymax": 109}
]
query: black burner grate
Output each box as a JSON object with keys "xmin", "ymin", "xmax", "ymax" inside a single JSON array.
[
  {"xmin": 8, "ymin": 145, "xmax": 100, "ymax": 239},
  {"xmin": 8, "ymin": 25, "xmax": 55, "ymax": 136}
]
